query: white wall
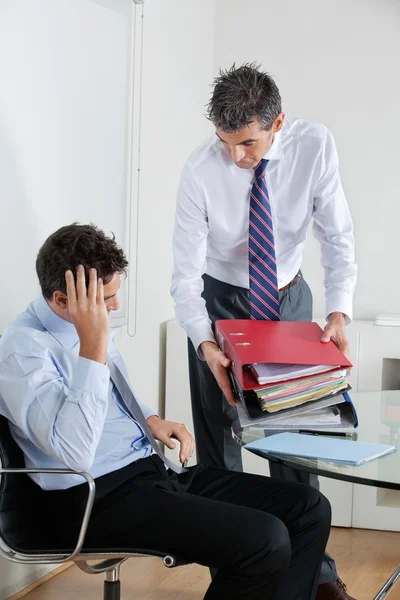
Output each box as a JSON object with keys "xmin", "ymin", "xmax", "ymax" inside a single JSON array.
[
  {"xmin": 214, "ymin": 0, "xmax": 400, "ymax": 320},
  {"xmin": 0, "ymin": 0, "xmax": 134, "ymax": 332},
  {"xmin": 115, "ymin": 0, "xmax": 215, "ymax": 415}
]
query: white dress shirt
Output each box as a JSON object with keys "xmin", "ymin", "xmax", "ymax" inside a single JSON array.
[{"xmin": 171, "ymin": 116, "xmax": 357, "ymax": 352}]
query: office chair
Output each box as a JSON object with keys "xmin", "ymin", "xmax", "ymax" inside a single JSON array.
[{"xmin": 0, "ymin": 415, "xmax": 184, "ymax": 600}]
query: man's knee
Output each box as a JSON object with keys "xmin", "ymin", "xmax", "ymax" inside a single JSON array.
[
  {"xmin": 300, "ymin": 485, "xmax": 332, "ymax": 530},
  {"xmin": 263, "ymin": 517, "xmax": 292, "ymax": 574},
  {"xmin": 240, "ymin": 514, "xmax": 291, "ymax": 577}
]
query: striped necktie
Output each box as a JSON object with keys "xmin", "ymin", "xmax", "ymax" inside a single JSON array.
[{"xmin": 248, "ymin": 158, "xmax": 280, "ymax": 320}]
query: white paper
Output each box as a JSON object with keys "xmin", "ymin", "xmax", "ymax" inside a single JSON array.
[{"xmin": 250, "ymin": 363, "xmax": 340, "ymax": 385}]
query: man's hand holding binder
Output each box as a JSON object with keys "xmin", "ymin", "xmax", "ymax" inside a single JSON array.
[
  {"xmin": 210, "ymin": 320, "xmax": 357, "ymax": 430},
  {"xmin": 321, "ymin": 312, "xmax": 351, "ymax": 362},
  {"xmin": 201, "ymin": 320, "xmax": 352, "ymax": 409},
  {"xmin": 200, "ymin": 341, "xmax": 236, "ymax": 407}
]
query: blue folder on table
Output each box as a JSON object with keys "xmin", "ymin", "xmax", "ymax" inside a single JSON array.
[{"xmin": 244, "ymin": 432, "xmax": 397, "ymax": 466}]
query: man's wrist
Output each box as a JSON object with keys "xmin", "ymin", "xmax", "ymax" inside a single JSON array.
[
  {"xmin": 146, "ymin": 415, "xmax": 160, "ymax": 425},
  {"xmin": 328, "ymin": 311, "xmax": 346, "ymax": 324},
  {"xmin": 79, "ymin": 341, "xmax": 108, "ymax": 364},
  {"xmin": 200, "ymin": 341, "xmax": 218, "ymax": 361}
]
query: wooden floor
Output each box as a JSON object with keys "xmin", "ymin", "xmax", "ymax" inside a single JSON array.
[{"xmin": 16, "ymin": 528, "xmax": 400, "ymax": 600}]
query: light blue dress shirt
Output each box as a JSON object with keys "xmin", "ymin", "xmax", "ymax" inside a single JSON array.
[{"xmin": 0, "ymin": 295, "xmax": 156, "ymax": 490}]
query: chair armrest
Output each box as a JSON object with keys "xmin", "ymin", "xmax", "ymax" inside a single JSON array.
[{"xmin": 0, "ymin": 467, "xmax": 95, "ymax": 564}]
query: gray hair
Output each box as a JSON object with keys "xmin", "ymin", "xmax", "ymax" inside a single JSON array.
[{"xmin": 207, "ymin": 62, "xmax": 282, "ymax": 132}]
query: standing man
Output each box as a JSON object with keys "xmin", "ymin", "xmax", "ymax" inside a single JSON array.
[{"xmin": 171, "ymin": 63, "xmax": 357, "ymax": 600}]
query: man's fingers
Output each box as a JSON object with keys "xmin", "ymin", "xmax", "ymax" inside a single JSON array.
[
  {"xmin": 179, "ymin": 433, "xmax": 195, "ymax": 464},
  {"xmin": 335, "ymin": 338, "xmax": 351, "ymax": 362},
  {"xmin": 170, "ymin": 424, "xmax": 195, "ymax": 464},
  {"xmin": 219, "ymin": 353, "xmax": 231, "ymax": 368},
  {"xmin": 97, "ymin": 276, "xmax": 104, "ymax": 303},
  {"xmin": 76, "ymin": 265, "xmax": 87, "ymax": 301},
  {"xmin": 155, "ymin": 421, "xmax": 194, "ymax": 465},
  {"xmin": 183, "ymin": 433, "xmax": 195, "ymax": 462},
  {"xmin": 87, "ymin": 268, "xmax": 97, "ymax": 303},
  {"xmin": 320, "ymin": 326, "xmax": 333, "ymax": 343},
  {"xmin": 65, "ymin": 270, "xmax": 77, "ymax": 308},
  {"xmin": 218, "ymin": 370, "xmax": 236, "ymax": 407},
  {"xmin": 161, "ymin": 433, "xmax": 176, "ymax": 450},
  {"xmin": 321, "ymin": 324, "xmax": 351, "ymax": 362},
  {"xmin": 179, "ymin": 436, "xmax": 192, "ymax": 464},
  {"xmin": 338, "ymin": 340, "xmax": 351, "ymax": 361},
  {"xmin": 206, "ymin": 352, "xmax": 236, "ymax": 406}
]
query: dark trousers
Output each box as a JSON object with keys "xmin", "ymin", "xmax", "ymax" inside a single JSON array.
[
  {"xmin": 187, "ymin": 273, "xmax": 338, "ymax": 584},
  {"xmin": 46, "ymin": 455, "xmax": 331, "ymax": 600}
]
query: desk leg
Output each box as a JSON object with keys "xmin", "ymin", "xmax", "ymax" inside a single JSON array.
[{"xmin": 373, "ymin": 565, "xmax": 400, "ymax": 599}]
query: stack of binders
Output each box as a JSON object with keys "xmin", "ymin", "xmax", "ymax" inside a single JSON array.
[{"xmin": 215, "ymin": 320, "xmax": 358, "ymax": 431}]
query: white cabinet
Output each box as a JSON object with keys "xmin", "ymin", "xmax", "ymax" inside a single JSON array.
[
  {"xmin": 352, "ymin": 325, "xmax": 400, "ymax": 532},
  {"xmin": 358, "ymin": 326, "xmax": 400, "ymax": 392}
]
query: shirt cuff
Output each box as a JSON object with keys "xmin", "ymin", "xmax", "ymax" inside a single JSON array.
[
  {"xmin": 72, "ymin": 356, "xmax": 110, "ymax": 397},
  {"xmin": 325, "ymin": 291, "xmax": 353, "ymax": 325},
  {"xmin": 140, "ymin": 403, "xmax": 159, "ymax": 421},
  {"xmin": 188, "ymin": 323, "xmax": 216, "ymax": 360}
]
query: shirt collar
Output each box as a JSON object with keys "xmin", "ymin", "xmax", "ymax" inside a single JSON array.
[
  {"xmin": 263, "ymin": 129, "xmax": 284, "ymax": 161},
  {"xmin": 32, "ymin": 294, "xmax": 79, "ymax": 350}
]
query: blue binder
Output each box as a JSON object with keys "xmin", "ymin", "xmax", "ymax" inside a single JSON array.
[{"xmin": 244, "ymin": 431, "xmax": 396, "ymax": 466}]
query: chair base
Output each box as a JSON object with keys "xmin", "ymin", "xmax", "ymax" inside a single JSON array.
[
  {"xmin": 104, "ymin": 580, "xmax": 121, "ymax": 600},
  {"xmin": 373, "ymin": 564, "xmax": 400, "ymax": 600}
]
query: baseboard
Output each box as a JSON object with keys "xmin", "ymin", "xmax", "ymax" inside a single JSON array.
[{"xmin": 7, "ymin": 563, "xmax": 72, "ymax": 600}]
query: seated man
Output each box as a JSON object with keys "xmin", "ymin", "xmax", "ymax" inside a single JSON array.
[{"xmin": 0, "ymin": 223, "xmax": 331, "ymax": 600}]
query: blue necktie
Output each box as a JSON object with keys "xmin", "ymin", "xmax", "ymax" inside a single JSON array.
[{"xmin": 248, "ymin": 159, "xmax": 280, "ymax": 320}]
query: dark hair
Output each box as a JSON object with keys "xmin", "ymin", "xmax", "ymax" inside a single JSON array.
[
  {"xmin": 36, "ymin": 223, "xmax": 128, "ymax": 299},
  {"xmin": 207, "ymin": 62, "xmax": 282, "ymax": 132}
]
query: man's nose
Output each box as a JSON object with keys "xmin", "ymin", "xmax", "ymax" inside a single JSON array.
[
  {"xmin": 230, "ymin": 146, "xmax": 245, "ymax": 162},
  {"xmin": 107, "ymin": 297, "xmax": 120, "ymax": 312}
]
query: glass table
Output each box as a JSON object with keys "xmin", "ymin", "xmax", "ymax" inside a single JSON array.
[{"xmin": 233, "ymin": 391, "xmax": 400, "ymax": 600}]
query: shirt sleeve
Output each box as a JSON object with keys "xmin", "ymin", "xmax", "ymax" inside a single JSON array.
[
  {"xmin": 170, "ymin": 164, "xmax": 215, "ymax": 352},
  {"xmin": 0, "ymin": 352, "xmax": 110, "ymax": 472},
  {"xmin": 312, "ymin": 129, "xmax": 357, "ymax": 323}
]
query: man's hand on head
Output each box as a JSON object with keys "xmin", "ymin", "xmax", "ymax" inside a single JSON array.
[
  {"xmin": 65, "ymin": 265, "xmax": 109, "ymax": 364},
  {"xmin": 320, "ymin": 312, "xmax": 351, "ymax": 362}
]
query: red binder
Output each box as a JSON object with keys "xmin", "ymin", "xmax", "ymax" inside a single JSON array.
[{"xmin": 215, "ymin": 320, "xmax": 352, "ymax": 391}]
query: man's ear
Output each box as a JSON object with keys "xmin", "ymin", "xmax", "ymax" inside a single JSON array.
[
  {"xmin": 272, "ymin": 112, "xmax": 285, "ymax": 133},
  {"xmin": 52, "ymin": 291, "xmax": 68, "ymax": 310}
]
